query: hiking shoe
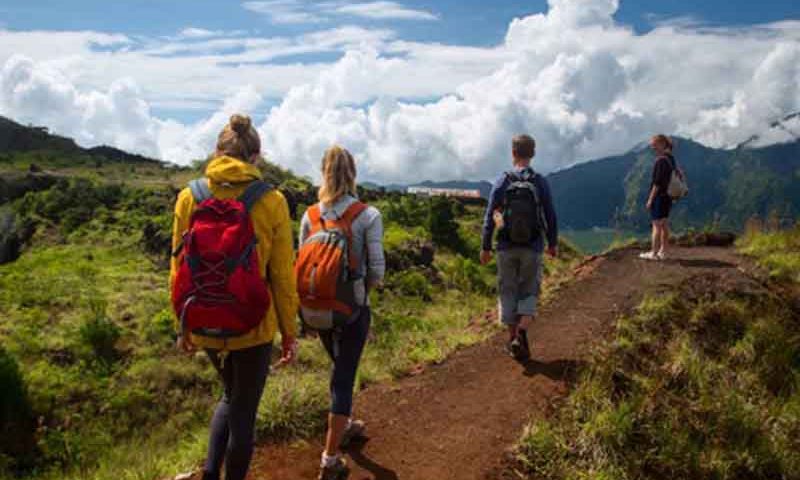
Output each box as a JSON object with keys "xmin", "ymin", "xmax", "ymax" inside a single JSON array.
[
  {"xmin": 318, "ymin": 456, "xmax": 350, "ymax": 480},
  {"xmin": 639, "ymin": 251, "xmax": 658, "ymax": 261},
  {"xmin": 509, "ymin": 332, "xmax": 530, "ymax": 362},
  {"xmin": 518, "ymin": 329, "xmax": 531, "ymax": 360},
  {"xmin": 340, "ymin": 419, "xmax": 366, "ymax": 448},
  {"xmin": 505, "ymin": 340, "xmax": 516, "ymax": 358}
]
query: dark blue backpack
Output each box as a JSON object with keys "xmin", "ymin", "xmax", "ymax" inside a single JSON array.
[{"xmin": 503, "ymin": 169, "xmax": 547, "ymax": 245}]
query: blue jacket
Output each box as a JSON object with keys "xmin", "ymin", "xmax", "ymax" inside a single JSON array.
[{"xmin": 481, "ymin": 166, "xmax": 558, "ymax": 253}]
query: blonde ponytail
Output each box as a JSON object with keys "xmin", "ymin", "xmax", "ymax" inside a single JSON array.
[{"xmin": 318, "ymin": 145, "xmax": 357, "ymax": 206}]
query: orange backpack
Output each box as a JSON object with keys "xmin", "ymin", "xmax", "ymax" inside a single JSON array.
[{"xmin": 295, "ymin": 201, "xmax": 368, "ymax": 331}]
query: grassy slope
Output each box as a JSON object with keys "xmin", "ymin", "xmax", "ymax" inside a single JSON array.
[
  {"xmin": 0, "ymin": 156, "xmax": 582, "ymax": 480},
  {"xmin": 514, "ymin": 225, "xmax": 800, "ymax": 479}
]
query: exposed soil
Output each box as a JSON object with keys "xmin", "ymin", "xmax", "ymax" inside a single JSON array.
[{"xmin": 242, "ymin": 246, "xmax": 747, "ymax": 480}]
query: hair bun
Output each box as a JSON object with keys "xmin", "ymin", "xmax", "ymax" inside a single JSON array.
[{"xmin": 229, "ymin": 114, "xmax": 252, "ymax": 136}]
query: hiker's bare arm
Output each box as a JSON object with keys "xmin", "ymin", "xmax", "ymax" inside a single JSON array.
[{"xmin": 646, "ymin": 185, "xmax": 658, "ymax": 210}]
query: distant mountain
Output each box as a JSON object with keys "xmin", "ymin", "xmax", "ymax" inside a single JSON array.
[
  {"xmin": 369, "ymin": 134, "xmax": 799, "ymax": 231},
  {"xmin": 547, "ymin": 137, "xmax": 800, "ymax": 230},
  {"xmin": 0, "ymin": 115, "xmax": 161, "ymax": 165}
]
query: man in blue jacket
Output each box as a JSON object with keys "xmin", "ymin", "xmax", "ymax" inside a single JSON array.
[{"xmin": 480, "ymin": 134, "xmax": 558, "ymax": 362}]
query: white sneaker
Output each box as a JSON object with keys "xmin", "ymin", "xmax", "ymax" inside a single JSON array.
[
  {"xmin": 639, "ymin": 251, "xmax": 658, "ymax": 260},
  {"xmin": 656, "ymin": 251, "xmax": 667, "ymax": 261}
]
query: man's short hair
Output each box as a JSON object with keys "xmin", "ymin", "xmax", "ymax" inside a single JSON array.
[{"xmin": 512, "ymin": 134, "xmax": 536, "ymax": 160}]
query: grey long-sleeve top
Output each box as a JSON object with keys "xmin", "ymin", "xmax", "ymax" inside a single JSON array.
[{"xmin": 299, "ymin": 194, "xmax": 386, "ymax": 296}]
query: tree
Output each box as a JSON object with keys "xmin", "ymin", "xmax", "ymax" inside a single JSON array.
[{"xmin": 427, "ymin": 197, "xmax": 462, "ymax": 251}]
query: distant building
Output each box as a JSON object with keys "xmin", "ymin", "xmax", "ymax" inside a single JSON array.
[{"xmin": 407, "ymin": 186, "xmax": 482, "ymax": 199}]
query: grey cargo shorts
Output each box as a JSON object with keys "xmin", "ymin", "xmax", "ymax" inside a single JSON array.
[{"xmin": 496, "ymin": 248, "xmax": 543, "ymax": 325}]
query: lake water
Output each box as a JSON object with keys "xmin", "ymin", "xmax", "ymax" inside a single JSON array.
[{"xmin": 561, "ymin": 228, "xmax": 646, "ymax": 254}]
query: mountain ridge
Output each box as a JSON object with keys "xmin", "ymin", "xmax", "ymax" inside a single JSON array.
[
  {"xmin": 0, "ymin": 115, "xmax": 162, "ymax": 165},
  {"xmin": 2, "ymin": 113, "xmax": 798, "ymax": 231}
]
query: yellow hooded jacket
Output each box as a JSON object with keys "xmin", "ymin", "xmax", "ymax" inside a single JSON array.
[{"xmin": 169, "ymin": 156, "xmax": 298, "ymax": 350}]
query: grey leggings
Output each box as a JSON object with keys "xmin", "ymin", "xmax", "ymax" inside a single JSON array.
[
  {"xmin": 320, "ymin": 307, "xmax": 371, "ymax": 416},
  {"xmin": 203, "ymin": 343, "xmax": 272, "ymax": 480}
]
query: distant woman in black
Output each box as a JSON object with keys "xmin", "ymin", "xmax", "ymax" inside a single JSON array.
[{"xmin": 640, "ymin": 134, "xmax": 676, "ymax": 261}]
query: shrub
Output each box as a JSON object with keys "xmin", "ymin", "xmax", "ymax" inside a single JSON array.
[
  {"xmin": 428, "ymin": 197, "xmax": 463, "ymax": 251},
  {"xmin": 440, "ymin": 255, "xmax": 491, "ymax": 294},
  {"xmin": 386, "ymin": 270, "xmax": 432, "ymax": 299},
  {"xmin": 0, "ymin": 347, "xmax": 36, "ymax": 472},
  {"xmin": 78, "ymin": 298, "xmax": 121, "ymax": 366},
  {"xmin": 382, "ymin": 195, "xmax": 429, "ymax": 227}
]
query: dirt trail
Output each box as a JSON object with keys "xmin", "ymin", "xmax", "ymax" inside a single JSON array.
[{"xmin": 246, "ymin": 246, "xmax": 745, "ymax": 480}]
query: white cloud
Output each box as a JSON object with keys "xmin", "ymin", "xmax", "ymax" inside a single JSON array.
[
  {"xmin": 253, "ymin": 0, "xmax": 800, "ymax": 183},
  {"xmin": 242, "ymin": 0, "xmax": 438, "ymax": 24},
  {"xmin": 0, "ymin": 0, "xmax": 799, "ymax": 184},
  {"xmin": 177, "ymin": 27, "xmax": 247, "ymax": 39},
  {"xmin": 242, "ymin": 1, "xmax": 327, "ymax": 25},
  {"xmin": 333, "ymin": 2, "xmax": 438, "ymax": 21},
  {"xmin": 0, "ymin": 55, "xmax": 160, "ymax": 156}
]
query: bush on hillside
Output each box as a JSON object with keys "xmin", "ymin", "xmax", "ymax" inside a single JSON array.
[
  {"xmin": 382, "ymin": 195, "xmax": 429, "ymax": 227},
  {"xmin": 0, "ymin": 347, "xmax": 36, "ymax": 473},
  {"xmin": 77, "ymin": 298, "xmax": 121, "ymax": 367},
  {"xmin": 428, "ymin": 197, "xmax": 463, "ymax": 251},
  {"xmin": 15, "ymin": 178, "xmax": 125, "ymax": 233},
  {"xmin": 386, "ymin": 269, "xmax": 433, "ymax": 300},
  {"xmin": 439, "ymin": 255, "xmax": 491, "ymax": 294}
]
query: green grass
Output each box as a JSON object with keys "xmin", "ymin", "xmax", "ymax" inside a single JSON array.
[
  {"xmin": 738, "ymin": 224, "xmax": 800, "ymax": 284},
  {"xmin": 513, "ymin": 256, "xmax": 800, "ymax": 479},
  {"xmin": 1, "ymin": 169, "xmax": 585, "ymax": 480}
]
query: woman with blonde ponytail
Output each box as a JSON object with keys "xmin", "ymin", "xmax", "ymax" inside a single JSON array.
[
  {"xmin": 169, "ymin": 114, "xmax": 298, "ymax": 480},
  {"xmin": 298, "ymin": 145, "xmax": 385, "ymax": 480}
]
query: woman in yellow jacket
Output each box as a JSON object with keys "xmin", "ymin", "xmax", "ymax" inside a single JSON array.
[{"xmin": 169, "ymin": 114, "xmax": 298, "ymax": 480}]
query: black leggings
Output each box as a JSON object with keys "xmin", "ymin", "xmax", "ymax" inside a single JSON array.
[
  {"xmin": 320, "ymin": 307, "xmax": 371, "ymax": 416},
  {"xmin": 203, "ymin": 343, "xmax": 271, "ymax": 480}
]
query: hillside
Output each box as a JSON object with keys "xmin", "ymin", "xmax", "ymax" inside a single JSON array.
[
  {"xmin": 0, "ymin": 120, "xmax": 585, "ymax": 480},
  {"xmin": 0, "ymin": 115, "xmax": 162, "ymax": 166}
]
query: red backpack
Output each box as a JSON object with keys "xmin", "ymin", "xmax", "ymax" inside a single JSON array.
[{"xmin": 171, "ymin": 178, "xmax": 272, "ymax": 338}]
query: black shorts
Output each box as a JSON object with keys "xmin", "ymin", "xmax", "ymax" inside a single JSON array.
[{"xmin": 650, "ymin": 195, "xmax": 672, "ymax": 221}]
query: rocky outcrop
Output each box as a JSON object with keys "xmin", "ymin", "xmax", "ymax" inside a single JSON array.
[
  {"xmin": 385, "ymin": 239, "xmax": 435, "ymax": 271},
  {"xmin": 0, "ymin": 172, "xmax": 58, "ymax": 204}
]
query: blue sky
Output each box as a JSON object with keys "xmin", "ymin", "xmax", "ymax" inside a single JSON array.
[
  {"xmin": 3, "ymin": 0, "xmax": 798, "ymax": 46},
  {"xmin": 0, "ymin": 0, "xmax": 798, "ymax": 181}
]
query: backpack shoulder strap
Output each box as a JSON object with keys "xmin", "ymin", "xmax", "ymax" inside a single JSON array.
[
  {"xmin": 306, "ymin": 204, "xmax": 323, "ymax": 234},
  {"xmin": 339, "ymin": 202, "xmax": 368, "ymax": 271},
  {"xmin": 238, "ymin": 180, "xmax": 273, "ymax": 212},
  {"xmin": 189, "ymin": 178, "xmax": 213, "ymax": 203},
  {"xmin": 339, "ymin": 201, "xmax": 368, "ymax": 228}
]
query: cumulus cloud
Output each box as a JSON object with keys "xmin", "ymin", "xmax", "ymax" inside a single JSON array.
[
  {"xmin": 256, "ymin": 0, "xmax": 800, "ymax": 183},
  {"xmin": 0, "ymin": 55, "xmax": 160, "ymax": 156},
  {"xmin": 0, "ymin": 0, "xmax": 799, "ymax": 184}
]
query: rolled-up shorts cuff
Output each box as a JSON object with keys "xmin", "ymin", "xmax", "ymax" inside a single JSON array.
[{"xmin": 499, "ymin": 299, "xmax": 537, "ymax": 325}]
